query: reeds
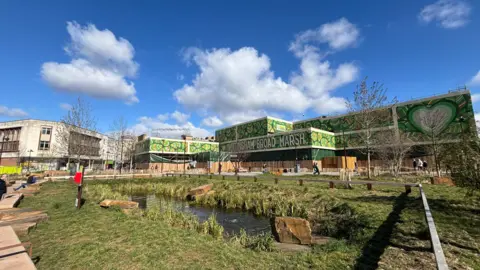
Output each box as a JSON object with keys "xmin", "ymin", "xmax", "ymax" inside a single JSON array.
[{"xmin": 230, "ymin": 229, "xmax": 275, "ymax": 251}]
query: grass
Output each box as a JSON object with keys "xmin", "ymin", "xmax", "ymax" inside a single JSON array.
[{"xmin": 17, "ymin": 175, "xmax": 480, "ymax": 269}]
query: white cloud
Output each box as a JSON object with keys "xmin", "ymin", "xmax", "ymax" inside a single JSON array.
[
  {"xmin": 41, "ymin": 21, "xmax": 139, "ymax": 104},
  {"xmin": 131, "ymin": 116, "xmax": 211, "ymax": 138},
  {"xmin": 469, "ymin": 71, "xmax": 480, "ymax": 86},
  {"xmin": 59, "ymin": 103, "xmax": 72, "ymax": 110},
  {"xmin": 176, "ymin": 74, "xmax": 185, "ymax": 81},
  {"xmin": 170, "ymin": 110, "xmax": 190, "ymax": 124},
  {"xmin": 156, "ymin": 113, "xmax": 169, "ymax": 122},
  {"xmin": 471, "ymin": 94, "xmax": 480, "ymax": 103},
  {"xmin": 290, "ymin": 17, "xmax": 360, "ymax": 53},
  {"xmin": 419, "ymin": 0, "xmax": 471, "ymax": 29},
  {"xmin": 0, "ymin": 106, "xmax": 28, "ymax": 118},
  {"xmin": 201, "ymin": 116, "xmax": 223, "ymax": 127}
]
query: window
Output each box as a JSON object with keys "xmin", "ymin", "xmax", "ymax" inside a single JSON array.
[
  {"xmin": 41, "ymin": 127, "xmax": 51, "ymax": 135},
  {"xmin": 39, "ymin": 140, "xmax": 50, "ymax": 150}
]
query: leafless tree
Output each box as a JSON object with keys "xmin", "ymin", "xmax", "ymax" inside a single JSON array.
[
  {"xmin": 56, "ymin": 97, "xmax": 98, "ymax": 171},
  {"xmin": 346, "ymin": 77, "xmax": 396, "ymax": 179},
  {"xmin": 417, "ymin": 108, "xmax": 452, "ymax": 177},
  {"xmin": 232, "ymin": 152, "xmax": 250, "ymax": 175},
  {"xmin": 110, "ymin": 117, "xmax": 129, "ymax": 174},
  {"xmin": 376, "ymin": 128, "xmax": 412, "ymax": 178}
]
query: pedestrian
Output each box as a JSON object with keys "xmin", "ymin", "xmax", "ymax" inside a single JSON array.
[
  {"xmin": 155, "ymin": 164, "xmax": 158, "ymax": 171},
  {"xmin": 423, "ymin": 160, "xmax": 428, "ymax": 172},
  {"xmin": 218, "ymin": 163, "xmax": 222, "ymax": 175},
  {"xmin": 417, "ymin": 159, "xmax": 423, "ymax": 172},
  {"xmin": 313, "ymin": 162, "xmax": 320, "ymax": 175},
  {"xmin": 413, "ymin": 159, "xmax": 417, "ymax": 171},
  {"xmin": 262, "ymin": 163, "xmax": 267, "ymax": 173},
  {"xmin": 354, "ymin": 161, "xmax": 358, "ymax": 173},
  {"xmin": 0, "ymin": 174, "xmax": 7, "ymax": 200}
]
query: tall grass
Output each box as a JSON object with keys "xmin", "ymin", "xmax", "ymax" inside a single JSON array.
[{"xmin": 230, "ymin": 229, "xmax": 275, "ymax": 252}]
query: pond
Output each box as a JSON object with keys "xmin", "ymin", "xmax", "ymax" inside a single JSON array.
[{"xmin": 129, "ymin": 194, "xmax": 271, "ymax": 236}]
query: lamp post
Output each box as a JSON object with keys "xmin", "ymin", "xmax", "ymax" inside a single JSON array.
[
  {"xmin": 0, "ymin": 136, "xmax": 10, "ymax": 166},
  {"xmin": 27, "ymin": 149, "xmax": 33, "ymax": 172}
]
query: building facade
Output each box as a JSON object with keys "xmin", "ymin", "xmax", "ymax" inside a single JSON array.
[
  {"xmin": 135, "ymin": 89, "xmax": 476, "ymax": 172},
  {"xmin": 0, "ymin": 119, "xmax": 115, "ymax": 171}
]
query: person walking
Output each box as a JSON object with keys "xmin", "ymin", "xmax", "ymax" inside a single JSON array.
[
  {"xmin": 417, "ymin": 159, "xmax": 423, "ymax": 173},
  {"xmin": 423, "ymin": 160, "xmax": 428, "ymax": 172},
  {"xmin": 413, "ymin": 159, "xmax": 417, "ymax": 171},
  {"xmin": 218, "ymin": 163, "xmax": 222, "ymax": 175},
  {"xmin": 313, "ymin": 162, "xmax": 320, "ymax": 175}
]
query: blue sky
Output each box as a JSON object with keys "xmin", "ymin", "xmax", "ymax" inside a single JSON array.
[{"xmin": 0, "ymin": 0, "xmax": 479, "ymax": 137}]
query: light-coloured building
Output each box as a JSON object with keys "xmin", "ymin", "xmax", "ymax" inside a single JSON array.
[{"xmin": 0, "ymin": 119, "xmax": 116, "ymax": 171}]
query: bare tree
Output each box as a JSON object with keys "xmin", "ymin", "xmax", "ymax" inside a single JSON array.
[
  {"xmin": 346, "ymin": 77, "xmax": 396, "ymax": 179},
  {"xmin": 376, "ymin": 128, "xmax": 412, "ymax": 178},
  {"xmin": 416, "ymin": 107, "xmax": 451, "ymax": 177},
  {"xmin": 110, "ymin": 117, "xmax": 129, "ymax": 174},
  {"xmin": 232, "ymin": 152, "xmax": 250, "ymax": 175},
  {"xmin": 56, "ymin": 97, "xmax": 98, "ymax": 171}
]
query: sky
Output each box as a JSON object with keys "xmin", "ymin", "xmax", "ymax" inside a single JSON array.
[{"xmin": 1, "ymin": 0, "xmax": 480, "ymax": 137}]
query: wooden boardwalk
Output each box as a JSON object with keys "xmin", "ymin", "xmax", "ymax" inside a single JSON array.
[{"xmin": 0, "ymin": 226, "xmax": 36, "ymax": 270}]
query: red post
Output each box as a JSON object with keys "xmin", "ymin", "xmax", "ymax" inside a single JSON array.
[{"xmin": 75, "ymin": 165, "xmax": 85, "ymax": 209}]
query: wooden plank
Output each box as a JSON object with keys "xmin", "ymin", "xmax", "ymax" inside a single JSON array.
[
  {"xmin": 419, "ymin": 184, "xmax": 449, "ymax": 270},
  {"xmin": 0, "ymin": 213, "xmax": 49, "ymax": 226},
  {"xmin": 0, "ymin": 226, "xmax": 36, "ymax": 270},
  {"xmin": 0, "ymin": 194, "xmax": 23, "ymax": 210}
]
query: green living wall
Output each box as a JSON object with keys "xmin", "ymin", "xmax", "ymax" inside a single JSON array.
[{"xmin": 396, "ymin": 93, "xmax": 475, "ymax": 142}]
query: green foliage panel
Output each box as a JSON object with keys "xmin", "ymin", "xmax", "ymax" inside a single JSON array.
[
  {"xmin": 396, "ymin": 93, "xmax": 475, "ymax": 142},
  {"xmin": 189, "ymin": 142, "xmax": 219, "ymax": 153},
  {"xmin": 294, "ymin": 109, "xmax": 393, "ymax": 132},
  {"xmin": 215, "ymin": 126, "xmax": 237, "ymax": 143},
  {"xmin": 237, "ymin": 118, "xmax": 268, "ymax": 140},
  {"xmin": 267, "ymin": 118, "xmax": 293, "ymax": 133},
  {"xmin": 135, "ymin": 139, "xmax": 150, "ymax": 153},
  {"xmin": 311, "ymin": 131, "xmax": 336, "ymax": 148},
  {"xmin": 150, "ymin": 139, "xmax": 186, "ymax": 153}
]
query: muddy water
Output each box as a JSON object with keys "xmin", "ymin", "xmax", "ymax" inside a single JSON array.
[{"xmin": 129, "ymin": 194, "xmax": 271, "ymax": 236}]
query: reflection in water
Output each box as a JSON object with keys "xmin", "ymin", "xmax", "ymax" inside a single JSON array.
[{"xmin": 129, "ymin": 194, "xmax": 271, "ymax": 236}]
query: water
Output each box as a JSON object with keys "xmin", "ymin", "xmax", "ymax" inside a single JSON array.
[{"xmin": 129, "ymin": 194, "xmax": 271, "ymax": 236}]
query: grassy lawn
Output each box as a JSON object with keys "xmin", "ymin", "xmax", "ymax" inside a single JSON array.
[{"xmin": 17, "ymin": 176, "xmax": 480, "ymax": 270}]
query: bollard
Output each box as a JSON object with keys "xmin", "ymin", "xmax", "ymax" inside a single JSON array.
[
  {"xmin": 405, "ymin": 185, "xmax": 412, "ymax": 194},
  {"xmin": 367, "ymin": 183, "xmax": 372, "ymax": 190},
  {"xmin": 209, "ymin": 174, "xmax": 212, "ymax": 179},
  {"xmin": 299, "ymin": 179, "xmax": 304, "ymax": 186},
  {"xmin": 237, "ymin": 176, "xmax": 240, "ymax": 181},
  {"xmin": 198, "ymin": 175, "xmax": 201, "ymax": 178},
  {"xmin": 253, "ymin": 176, "xmax": 257, "ymax": 182},
  {"xmin": 274, "ymin": 178, "xmax": 279, "ymax": 184},
  {"xmin": 329, "ymin": 181, "xmax": 334, "ymax": 189},
  {"xmin": 188, "ymin": 174, "xmax": 191, "ymax": 178},
  {"xmin": 222, "ymin": 175, "xmax": 225, "ymax": 180}
]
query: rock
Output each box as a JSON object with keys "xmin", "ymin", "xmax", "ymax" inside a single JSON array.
[
  {"xmin": 99, "ymin": 200, "xmax": 139, "ymax": 209},
  {"xmin": 431, "ymin": 176, "xmax": 455, "ymax": 186},
  {"xmin": 186, "ymin": 184, "xmax": 213, "ymax": 201},
  {"xmin": 271, "ymin": 217, "xmax": 312, "ymax": 245}
]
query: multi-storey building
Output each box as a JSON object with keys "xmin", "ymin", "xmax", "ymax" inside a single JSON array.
[{"xmin": 0, "ymin": 119, "xmax": 115, "ymax": 171}]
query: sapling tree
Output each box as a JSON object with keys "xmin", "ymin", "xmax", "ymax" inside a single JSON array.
[{"xmin": 346, "ymin": 77, "xmax": 396, "ymax": 179}]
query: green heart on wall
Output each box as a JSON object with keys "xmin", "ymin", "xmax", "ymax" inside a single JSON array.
[{"xmin": 408, "ymin": 101, "xmax": 457, "ymax": 136}]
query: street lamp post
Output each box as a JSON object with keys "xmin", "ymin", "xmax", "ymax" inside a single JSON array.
[
  {"xmin": 27, "ymin": 149, "xmax": 33, "ymax": 172},
  {"xmin": 0, "ymin": 137, "xmax": 10, "ymax": 166},
  {"xmin": 106, "ymin": 151, "xmax": 110, "ymax": 170}
]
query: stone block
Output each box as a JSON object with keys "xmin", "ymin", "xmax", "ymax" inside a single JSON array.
[
  {"xmin": 271, "ymin": 217, "xmax": 312, "ymax": 245},
  {"xmin": 431, "ymin": 176, "xmax": 455, "ymax": 186},
  {"xmin": 99, "ymin": 200, "xmax": 139, "ymax": 209}
]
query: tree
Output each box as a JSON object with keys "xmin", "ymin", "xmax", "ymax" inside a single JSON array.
[
  {"xmin": 56, "ymin": 97, "xmax": 98, "ymax": 170},
  {"xmin": 376, "ymin": 128, "xmax": 412, "ymax": 178},
  {"xmin": 346, "ymin": 77, "xmax": 396, "ymax": 179},
  {"xmin": 110, "ymin": 117, "xmax": 129, "ymax": 174},
  {"xmin": 416, "ymin": 107, "xmax": 450, "ymax": 177},
  {"xmin": 232, "ymin": 152, "xmax": 250, "ymax": 175}
]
